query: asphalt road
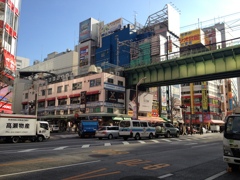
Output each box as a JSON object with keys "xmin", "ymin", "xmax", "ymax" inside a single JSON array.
[{"xmin": 0, "ymin": 133, "xmax": 239, "ymax": 180}]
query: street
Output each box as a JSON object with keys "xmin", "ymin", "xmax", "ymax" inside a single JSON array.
[{"xmin": 0, "ymin": 133, "xmax": 239, "ymax": 180}]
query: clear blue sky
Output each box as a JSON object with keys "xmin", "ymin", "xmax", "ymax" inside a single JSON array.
[{"xmin": 17, "ymin": 0, "xmax": 240, "ymax": 65}]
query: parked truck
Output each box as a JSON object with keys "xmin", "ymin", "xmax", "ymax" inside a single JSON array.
[
  {"xmin": 78, "ymin": 120, "xmax": 99, "ymax": 138},
  {"xmin": 0, "ymin": 114, "xmax": 50, "ymax": 143}
]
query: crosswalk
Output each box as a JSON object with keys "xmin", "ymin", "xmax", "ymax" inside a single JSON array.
[{"xmin": 14, "ymin": 136, "xmax": 217, "ymax": 153}]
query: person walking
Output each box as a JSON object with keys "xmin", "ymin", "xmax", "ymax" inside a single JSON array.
[
  {"xmin": 182, "ymin": 124, "xmax": 187, "ymax": 135},
  {"xmin": 199, "ymin": 124, "xmax": 203, "ymax": 135},
  {"xmin": 190, "ymin": 124, "xmax": 193, "ymax": 135}
]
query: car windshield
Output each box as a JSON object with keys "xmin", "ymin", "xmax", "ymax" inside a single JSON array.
[{"xmin": 226, "ymin": 116, "xmax": 240, "ymax": 133}]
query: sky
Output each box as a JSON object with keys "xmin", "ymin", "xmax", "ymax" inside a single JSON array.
[{"xmin": 17, "ymin": 0, "xmax": 240, "ymax": 65}]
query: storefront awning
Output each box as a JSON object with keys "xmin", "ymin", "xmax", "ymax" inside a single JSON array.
[
  {"xmin": 22, "ymin": 101, "xmax": 28, "ymax": 105},
  {"xmin": 86, "ymin": 90, "xmax": 100, "ymax": 95},
  {"xmin": 57, "ymin": 95, "xmax": 68, "ymax": 99},
  {"xmin": 211, "ymin": 120, "xmax": 225, "ymax": 124},
  {"xmin": 69, "ymin": 93, "xmax": 80, "ymax": 98},
  {"xmin": 38, "ymin": 99, "xmax": 45, "ymax": 102},
  {"xmin": 138, "ymin": 116, "xmax": 164, "ymax": 122},
  {"xmin": 47, "ymin": 97, "xmax": 56, "ymax": 101}
]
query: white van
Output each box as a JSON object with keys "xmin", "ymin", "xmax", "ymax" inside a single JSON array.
[{"xmin": 119, "ymin": 120, "xmax": 155, "ymax": 140}]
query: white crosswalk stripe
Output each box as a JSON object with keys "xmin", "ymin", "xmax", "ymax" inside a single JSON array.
[
  {"xmin": 160, "ymin": 139, "xmax": 172, "ymax": 142},
  {"xmin": 104, "ymin": 143, "xmax": 111, "ymax": 146},
  {"xmin": 151, "ymin": 140, "xmax": 160, "ymax": 143},
  {"xmin": 138, "ymin": 140, "xmax": 146, "ymax": 144},
  {"xmin": 171, "ymin": 138, "xmax": 182, "ymax": 141},
  {"xmin": 18, "ymin": 149, "xmax": 36, "ymax": 152},
  {"xmin": 53, "ymin": 146, "xmax": 68, "ymax": 150},
  {"xmin": 122, "ymin": 141, "xmax": 130, "ymax": 145},
  {"xmin": 82, "ymin": 144, "xmax": 90, "ymax": 148}
]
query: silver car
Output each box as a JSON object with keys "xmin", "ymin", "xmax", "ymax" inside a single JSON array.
[{"xmin": 95, "ymin": 126, "xmax": 119, "ymax": 140}]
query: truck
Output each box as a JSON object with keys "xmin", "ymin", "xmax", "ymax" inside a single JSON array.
[
  {"xmin": 78, "ymin": 120, "xmax": 99, "ymax": 138},
  {"xmin": 0, "ymin": 114, "xmax": 50, "ymax": 143},
  {"xmin": 210, "ymin": 125, "xmax": 220, "ymax": 133},
  {"xmin": 223, "ymin": 107, "xmax": 240, "ymax": 171}
]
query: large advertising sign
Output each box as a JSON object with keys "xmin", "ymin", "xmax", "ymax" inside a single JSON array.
[
  {"xmin": 79, "ymin": 19, "xmax": 91, "ymax": 43},
  {"xmin": 201, "ymin": 82, "xmax": 208, "ymax": 111},
  {"xmin": 3, "ymin": 50, "xmax": 16, "ymax": 80},
  {"xmin": 102, "ymin": 18, "xmax": 122, "ymax": 35},
  {"xmin": 167, "ymin": 4, "xmax": 180, "ymax": 37},
  {"xmin": 139, "ymin": 92, "xmax": 153, "ymax": 112},
  {"xmin": 105, "ymin": 90, "xmax": 124, "ymax": 104},
  {"xmin": 79, "ymin": 46, "xmax": 89, "ymax": 67},
  {"xmin": 180, "ymin": 29, "xmax": 205, "ymax": 47}
]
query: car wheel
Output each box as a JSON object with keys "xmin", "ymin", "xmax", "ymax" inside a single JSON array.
[
  {"xmin": 165, "ymin": 132, "xmax": 170, "ymax": 138},
  {"xmin": 155, "ymin": 134, "xmax": 159, "ymax": 138},
  {"xmin": 12, "ymin": 137, "xmax": 20, "ymax": 143},
  {"xmin": 123, "ymin": 137, "xmax": 128, "ymax": 140},
  {"xmin": 135, "ymin": 133, "xmax": 140, "ymax": 140},
  {"xmin": 175, "ymin": 132, "xmax": 180, "ymax": 138},
  {"xmin": 149, "ymin": 133, "xmax": 153, "ymax": 139},
  {"xmin": 108, "ymin": 134, "xmax": 113, "ymax": 139},
  {"xmin": 37, "ymin": 136, "xmax": 44, "ymax": 142},
  {"xmin": 98, "ymin": 138, "xmax": 102, "ymax": 140}
]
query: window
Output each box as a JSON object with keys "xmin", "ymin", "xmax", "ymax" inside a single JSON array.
[
  {"xmin": 57, "ymin": 86, "xmax": 62, "ymax": 93},
  {"xmin": 38, "ymin": 102, "xmax": 45, "ymax": 108},
  {"xmin": 70, "ymin": 97, "xmax": 79, "ymax": 104},
  {"xmin": 107, "ymin": 108, "xmax": 113, "ymax": 113},
  {"xmin": 140, "ymin": 122, "xmax": 148, "ymax": 127},
  {"xmin": 64, "ymin": 85, "xmax": 68, "ymax": 92},
  {"xmin": 58, "ymin": 99, "xmax": 67, "ymax": 105},
  {"xmin": 47, "ymin": 100, "xmax": 55, "ymax": 106},
  {"xmin": 90, "ymin": 78, "xmax": 101, "ymax": 87},
  {"xmin": 72, "ymin": 82, "xmax": 82, "ymax": 90},
  {"xmin": 25, "ymin": 93, "xmax": 28, "ymax": 99},
  {"xmin": 108, "ymin": 78, "xmax": 114, "ymax": 84},
  {"xmin": 48, "ymin": 88, "xmax": 52, "ymax": 95},
  {"xmin": 118, "ymin": 81, "xmax": 123, "ymax": 86},
  {"xmin": 41, "ymin": 90, "xmax": 45, "ymax": 96},
  {"xmin": 133, "ymin": 121, "xmax": 140, "ymax": 127}
]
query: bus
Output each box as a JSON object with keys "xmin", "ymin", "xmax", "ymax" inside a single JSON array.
[{"xmin": 223, "ymin": 107, "xmax": 240, "ymax": 171}]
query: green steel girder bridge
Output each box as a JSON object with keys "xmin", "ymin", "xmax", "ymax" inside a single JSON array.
[{"xmin": 124, "ymin": 44, "xmax": 240, "ymax": 88}]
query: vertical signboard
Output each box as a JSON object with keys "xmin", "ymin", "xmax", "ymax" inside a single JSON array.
[
  {"xmin": 139, "ymin": 92, "xmax": 153, "ymax": 112},
  {"xmin": 79, "ymin": 18, "xmax": 91, "ymax": 43},
  {"xmin": 201, "ymin": 82, "xmax": 208, "ymax": 111},
  {"xmin": 167, "ymin": 4, "xmax": 180, "ymax": 37},
  {"xmin": 80, "ymin": 91, "xmax": 86, "ymax": 113},
  {"xmin": 79, "ymin": 46, "xmax": 89, "ymax": 67}
]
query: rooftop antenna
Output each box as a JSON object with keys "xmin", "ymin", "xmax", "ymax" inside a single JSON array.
[{"xmin": 134, "ymin": 11, "xmax": 137, "ymax": 29}]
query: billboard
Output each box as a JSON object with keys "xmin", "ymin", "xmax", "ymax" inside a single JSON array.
[
  {"xmin": 167, "ymin": 4, "xmax": 180, "ymax": 37},
  {"xmin": 201, "ymin": 82, "xmax": 208, "ymax": 111},
  {"xmin": 102, "ymin": 18, "xmax": 122, "ymax": 35},
  {"xmin": 79, "ymin": 46, "xmax": 89, "ymax": 67},
  {"xmin": 79, "ymin": 19, "xmax": 91, "ymax": 43},
  {"xmin": 2, "ymin": 50, "xmax": 16, "ymax": 80},
  {"xmin": 139, "ymin": 92, "xmax": 153, "ymax": 112},
  {"xmin": 180, "ymin": 29, "xmax": 205, "ymax": 47}
]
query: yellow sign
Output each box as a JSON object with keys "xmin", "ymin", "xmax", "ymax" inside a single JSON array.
[{"xmin": 202, "ymin": 82, "xmax": 208, "ymax": 111}]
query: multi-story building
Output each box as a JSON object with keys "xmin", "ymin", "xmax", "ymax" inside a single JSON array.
[
  {"xmin": 0, "ymin": 0, "xmax": 21, "ymax": 114},
  {"xmin": 16, "ymin": 56, "xmax": 29, "ymax": 70}
]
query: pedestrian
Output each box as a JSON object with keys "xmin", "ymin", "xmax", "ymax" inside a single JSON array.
[
  {"xmin": 190, "ymin": 124, "xmax": 193, "ymax": 135},
  {"xmin": 199, "ymin": 124, "xmax": 203, "ymax": 135},
  {"xmin": 182, "ymin": 124, "xmax": 187, "ymax": 135}
]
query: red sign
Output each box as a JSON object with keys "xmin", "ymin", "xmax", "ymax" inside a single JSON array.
[{"xmin": 3, "ymin": 50, "xmax": 16, "ymax": 72}]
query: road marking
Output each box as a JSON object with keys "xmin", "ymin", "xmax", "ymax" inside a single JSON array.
[
  {"xmin": 122, "ymin": 141, "xmax": 130, "ymax": 145},
  {"xmin": 171, "ymin": 138, "xmax": 182, "ymax": 141},
  {"xmin": 158, "ymin": 173, "xmax": 173, "ymax": 179},
  {"xmin": 151, "ymin": 140, "xmax": 160, "ymax": 143},
  {"xmin": 104, "ymin": 143, "xmax": 111, "ymax": 146},
  {"xmin": 204, "ymin": 170, "xmax": 227, "ymax": 180},
  {"xmin": 138, "ymin": 140, "xmax": 146, "ymax": 144},
  {"xmin": 18, "ymin": 149, "xmax": 36, "ymax": 152},
  {"xmin": 53, "ymin": 146, "xmax": 68, "ymax": 150},
  {"xmin": 82, "ymin": 144, "xmax": 90, "ymax": 148},
  {"xmin": 160, "ymin": 139, "xmax": 171, "ymax": 142},
  {"xmin": 185, "ymin": 143, "xmax": 198, "ymax": 145},
  {"xmin": 0, "ymin": 160, "xmax": 101, "ymax": 178},
  {"xmin": 63, "ymin": 168, "xmax": 121, "ymax": 180},
  {"xmin": 192, "ymin": 143, "xmax": 219, "ymax": 148}
]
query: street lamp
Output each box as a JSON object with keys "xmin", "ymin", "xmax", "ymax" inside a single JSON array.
[
  {"xmin": 136, "ymin": 77, "xmax": 146, "ymax": 120},
  {"xmin": 180, "ymin": 104, "xmax": 187, "ymax": 124}
]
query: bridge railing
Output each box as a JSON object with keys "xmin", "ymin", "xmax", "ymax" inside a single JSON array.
[{"xmin": 124, "ymin": 37, "xmax": 240, "ymax": 70}]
